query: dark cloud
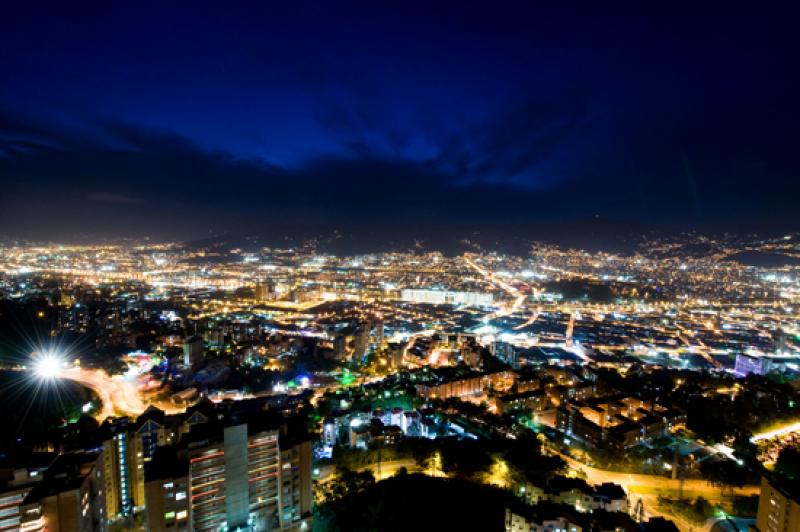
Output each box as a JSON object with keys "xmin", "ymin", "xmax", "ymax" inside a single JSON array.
[
  {"xmin": 0, "ymin": 108, "xmax": 591, "ymax": 239},
  {"xmin": 0, "ymin": 5, "xmax": 798, "ymax": 240},
  {"xmin": 1, "ymin": 83, "xmax": 799, "ymax": 242}
]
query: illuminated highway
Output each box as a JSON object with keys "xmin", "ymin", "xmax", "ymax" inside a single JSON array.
[
  {"xmin": 463, "ymin": 254, "xmax": 521, "ymax": 296},
  {"xmin": 317, "ymin": 449, "xmax": 756, "ymax": 532},
  {"xmin": 463, "ymin": 254, "xmax": 528, "ymax": 319},
  {"xmin": 750, "ymin": 419, "xmax": 800, "ymax": 442},
  {"xmin": 557, "ymin": 452, "xmax": 758, "ymax": 498},
  {"xmin": 59, "ymin": 366, "xmax": 183, "ymax": 419},
  {"xmin": 513, "ymin": 309, "xmax": 540, "ymax": 330}
]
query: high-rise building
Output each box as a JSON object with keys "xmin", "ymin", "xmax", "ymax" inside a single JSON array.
[
  {"xmin": 0, "ymin": 486, "xmax": 34, "ymax": 531},
  {"xmin": 143, "ymin": 450, "xmax": 191, "ymax": 531},
  {"xmin": 387, "ymin": 345, "xmax": 404, "ymax": 369},
  {"xmin": 101, "ymin": 418, "xmax": 134, "ymax": 518},
  {"xmin": 353, "ymin": 326, "xmax": 369, "ymax": 360},
  {"xmin": 18, "ymin": 453, "xmax": 106, "ymax": 532},
  {"xmin": 144, "ymin": 412, "xmax": 312, "ymax": 531},
  {"xmin": 321, "ymin": 418, "xmax": 337, "ymax": 453},
  {"xmin": 755, "ymin": 475, "xmax": 800, "ymax": 532},
  {"xmin": 775, "ymin": 330, "xmax": 788, "ymax": 354},
  {"xmin": 255, "ymin": 280, "xmax": 277, "ymax": 302},
  {"xmin": 100, "ymin": 409, "xmax": 171, "ymax": 520},
  {"xmin": 491, "ymin": 341, "xmax": 518, "ymax": 368},
  {"xmin": 0, "ymin": 453, "xmax": 61, "ymax": 531},
  {"xmin": 183, "ymin": 336, "xmax": 204, "ymax": 367},
  {"xmin": 734, "ymin": 353, "xmax": 772, "ymax": 377},
  {"xmin": 333, "ymin": 335, "xmax": 348, "ymax": 360},
  {"xmin": 373, "ymin": 320, "xmax": 384, "ymax": 350}
]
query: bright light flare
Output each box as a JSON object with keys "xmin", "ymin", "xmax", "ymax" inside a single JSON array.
[{"xmin": 33, "ymin": 353, "xmax": 66, "ymax": 380}]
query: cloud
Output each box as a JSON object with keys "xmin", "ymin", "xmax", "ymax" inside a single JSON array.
[
  {"xmin": 0, "ymin": 92, "xmax": 798, "ymax": 241},
  {"xmin": 309, "ymin": 87, "xmax": 598, "ymax": 194},
  {"xmin": 0, "ymin": 112, "xmax": 578, "ymax": 238}
]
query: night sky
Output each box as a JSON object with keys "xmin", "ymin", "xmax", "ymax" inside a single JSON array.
[{"xmin": 1, "ymin": 3, "xmax": 798, "ymax": 240}]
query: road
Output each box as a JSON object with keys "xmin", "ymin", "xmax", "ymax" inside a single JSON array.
[
  {"xmin": 316, "ymin": 459, "xmax": 420, "ymax": 483},
  {"xmin": 559, "ymin": 453, "xmax": 758, "ymax": 498},
  {"xmin": 463, "ymin": 254, "xmax": 528, "ymax": 319},
  {"xmin": 636, "ymin": 492, "xmax": 711, "ymax": 532},
  {"xmin": 463, "ymin": 254, "xmax": 521, "ymax": 297},
  {"xmin": 751, "ymin": 419, "xmax": 800, "ymax": 442},
  {"xmin": 557, "ymin": 453, "xmax": 758, "ymax": 532},
  {"xmin": 365, "ymin": 459, "xmax": 420, "ymax": 481},
  {"xmin": 513, "ymin": 309, "xmax": 540, "ymax": 330},
  {"xmin": 60, "ymin": 366, "xmax": 183, "ymax": 419},
  {"xmin": 318, "ymin": 450, "xmax": 755, "ymax": 532}
]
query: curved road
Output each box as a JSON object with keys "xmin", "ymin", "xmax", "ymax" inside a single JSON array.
[
  {"xmin": 60, "ymin": 367, "xmax": 182, "ymax": 419},
  {"xmin": 325, "ymin": 453, "xmax": 758, "ymax": 532},
  {"xmin": 557, "ymin": 453, "xmax": 758, "ymax": 532},
  {"xmin": 559, "ymin": 453, "xmax": 758, "ymax": 498}
]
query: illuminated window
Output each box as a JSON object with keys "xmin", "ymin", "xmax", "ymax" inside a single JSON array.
[
  {"xmin": 175, "ymin": 491, "xmax": 186, "ymax": 501},
  {"xmin": 165, "ymin": 511, "xmax": 175, "ymax": 519},
  {"xmin": 176, "ymin": 511, "xmax": 187, "ymax": 519}
]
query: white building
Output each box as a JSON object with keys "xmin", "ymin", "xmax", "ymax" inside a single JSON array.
[{"xmin": 400, "ymin": 289, "xmax": 493, "ymax": 307}]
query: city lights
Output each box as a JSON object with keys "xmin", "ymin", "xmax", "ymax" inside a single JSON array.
[
  {"xmin": 2, "ymin": 229, "xmax": 798, "ymax": 532},
  {"xmin": 1, "ymin": 5, "xmax": 798, "ymax": 531}
]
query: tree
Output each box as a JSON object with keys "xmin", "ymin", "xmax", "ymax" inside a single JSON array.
[
  {"xmin": 438, "ymin": 438, "xmax": 493, "ymax": 479},
  {"xmin": 732, "ymin": 431, "xmax": 758, "ymax": 466},
  {"xmin": 316, "ymin": 467, "xmax": 376, "ymax": 504},
  {"xmin": 775, "ymin": 446, "xmax": 800, "ymax": 481},
  {"xmin": 700, "ymin": 459, "xmax": 745, "ymax": 495},
  {"xmin": 692, "ymin": 496, "xmax": 713, "ymax": 518},
  {"xmin": 500, "ymin": 434, "xmax": 566, "ymax": 484}
]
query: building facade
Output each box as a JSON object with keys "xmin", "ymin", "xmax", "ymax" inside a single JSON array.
[
  {"xmin": 145, "ymin": 422, "xmax": 312, "ymax": 531},
  {"xmin": 755, "ymin": 476, "xmax": 800, "ymax": 532},
  {"xmin": 18, "ymin": 453, "xmax": 106, "ymax": 532}
]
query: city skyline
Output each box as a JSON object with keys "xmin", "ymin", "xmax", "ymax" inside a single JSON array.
[{"xmin": 1, "ymin": 234, "xmax": 799, "ymax": 531}]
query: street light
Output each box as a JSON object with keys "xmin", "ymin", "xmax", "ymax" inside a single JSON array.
[{"xmin": 33, "ymin": 352, "xmax": 66, "ymax": 380}]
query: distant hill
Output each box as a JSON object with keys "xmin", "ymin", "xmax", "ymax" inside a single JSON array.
[
  {"xmin": 723, "ymin": 250, "xmax": 800, "ymax": 267},
  {"xmin": 181, "ymin": 217, "xmax": 661, "ymax": 257},
  {"xmin": 178, "ymin": 223, "xmax": 800, "ymax": 259}
]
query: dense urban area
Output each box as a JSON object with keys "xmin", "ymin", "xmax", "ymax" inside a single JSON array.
[{"xmin": 1, "ymin": 231, "xmax": 800, "ymax": 532}]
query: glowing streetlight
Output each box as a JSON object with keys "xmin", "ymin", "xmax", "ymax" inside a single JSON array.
[{"xmin": 33, "ymin": 352, "xmax": 66, "ymax": 380}]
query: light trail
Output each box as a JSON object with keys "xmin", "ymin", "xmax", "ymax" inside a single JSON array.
[
  {"xmin": 565, "ymin": 311, "xmax": 575, "ymax": 347},
  {"xmin": 674, "ymin": 322, "xmax": 720, "ymax": 369},
  {"xmin": 564, "ymin": 343, "xmax": 592, "ymax": 363},
  {"xmin": 58, "ymin": 367, "xmax": 183, "ymax": 419},
  {"xmin": 60, "ymin": 367, "xmax": 145, "ymax": 418},
  {"xmin": 463, "ymin": 254, "xmax": 528, "ymax": 319},
  {"xmin": 751, "ymin": 420, "xmax": 800, "ymax": 443},
  {"xmin": 463, "ymin": 254, "xmax": 520, "ymax": 296},
  {"xmin": 513, "ymin": 310, "xmax": 539, "ymax": 330},
  {"xmin": 557, "ymin": 452, "xmax": 758, "ymax": 498}
]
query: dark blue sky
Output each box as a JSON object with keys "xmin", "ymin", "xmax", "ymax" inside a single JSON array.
[{"xmin": 1, "ymin": 3, "xmax": 798, "ymax": 240}]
